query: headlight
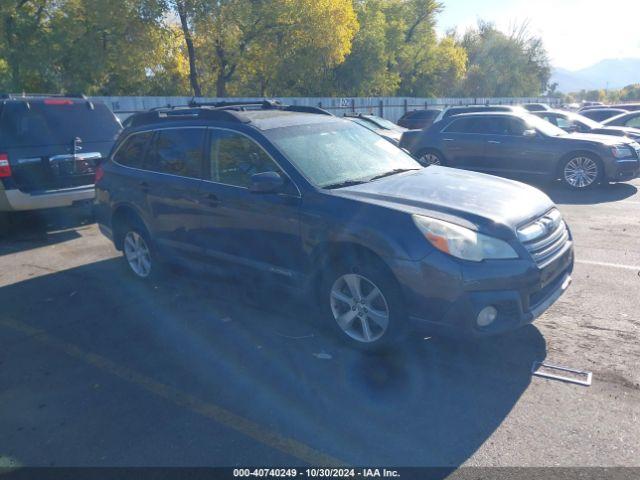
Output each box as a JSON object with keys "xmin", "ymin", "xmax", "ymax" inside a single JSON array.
[
  {"xmin": 413, "ymin": 215, "xmax": 519, "ymax": 262},
  {"xmin": 611, "ymin": 145, "xmax": 633, "ymax": 158}
]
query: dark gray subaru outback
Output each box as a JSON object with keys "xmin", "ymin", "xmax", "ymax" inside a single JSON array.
[{"xmin": 94, "ymin": 102, "xmax": 573, "ymax": 349}]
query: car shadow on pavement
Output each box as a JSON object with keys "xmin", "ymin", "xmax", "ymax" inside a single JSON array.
[
  {"xmin": 0, "ymin": 207, "xmax": 90, "ymax": 255},
  {"xmin": 0, "ymin": 258, "xmax": 546, "ymax": 470},
  {"xmin": 532, "ymin": 180, "xmax": 638, "ymax": 205}
]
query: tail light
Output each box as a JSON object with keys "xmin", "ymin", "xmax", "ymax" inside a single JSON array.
[
  {"xmin": 0, "ymin": 153, "xmax": 11, "ymax": 178},
  {"xmin": 44, "ymin": 98, "xmax": 74, "ymax": 105},
  {"xmin": 94, "ymin": 163, "xmax": 105, "ymax": 183}
]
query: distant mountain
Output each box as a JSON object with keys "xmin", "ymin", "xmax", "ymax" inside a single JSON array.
[{"xmin": 550, "ymin": 58, "xmax": 640, "ymax": 93}]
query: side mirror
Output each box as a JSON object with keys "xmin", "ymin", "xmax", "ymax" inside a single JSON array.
[
  {"xmin": 249, "ymin": 171, "xmax": 285, "ymax": 194},
  {"xmin": 523, "ymin": 129, "xmax": 537, "ymax": 137},
  {"xmin": 565, "ymin": 125, "xmax": 578, "ymax": 133}
]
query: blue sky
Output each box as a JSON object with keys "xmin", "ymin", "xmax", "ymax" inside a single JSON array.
[{"xmin": 436, "ymin": 0, "xmax": 640, "ymax": 70}]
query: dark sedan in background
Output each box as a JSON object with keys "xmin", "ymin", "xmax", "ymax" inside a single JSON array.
[
  {"xmin": 396, "ymin": 109, "xmax": 442, "ymax": 129},
  {"xmin": 400, "ymin": 112, "xmax": 640, "ymax": 189},
  {"xmin": 532, "ymin": 110, "xmax": 640, "ymax": 141}
]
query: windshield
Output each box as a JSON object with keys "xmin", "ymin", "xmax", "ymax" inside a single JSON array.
[
  {"xmin": 525, "ymin": 114, "xmax": 567, "ymax": 137},
  {"xmin": 366, "ymin": 116, "xmax": 404, "ymax": 131},
  {"xmin": 348, "ymin": 117, "xmax": 378, "ymax": 132},
  {"xmin": 267, "ymin": 121, "xmax": 420, "ymax": 188}
]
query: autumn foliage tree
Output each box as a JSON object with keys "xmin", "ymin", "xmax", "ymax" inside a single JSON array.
[{"xmin": 0, "ymin": 0, "xmax": 551, "ymax": 98}]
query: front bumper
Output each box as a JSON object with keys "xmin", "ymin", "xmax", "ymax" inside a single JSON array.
[
  {"xmin": 0, "ymin": 184, "xmax": 95, "ymax": 211},
  {"xmin": 604, "ymin": 159, "xmax": 640, "ymax": 182},
  {"xmin": 393, "ymin": 242, "xmax": 574, "ymax": 337}
]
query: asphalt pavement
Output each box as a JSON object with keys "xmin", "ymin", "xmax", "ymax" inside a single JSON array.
[{"xmin": 0, "ymin": 179, "xmax": 639, "ymax": 469}]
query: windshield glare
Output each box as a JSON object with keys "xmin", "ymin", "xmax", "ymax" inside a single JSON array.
[
  {"xmin": 267, "ymin": 121, "xmax": 420, "ymax": 188},
  {"xmin": 525, "ymin": 114, "xmax": 567, "ymax": 137}
]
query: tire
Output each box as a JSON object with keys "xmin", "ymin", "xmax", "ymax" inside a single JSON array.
[
  {"xmin": 119, "ymin": 220, "xmax": 161, "ymax": 281},
  {"xmin": 319, "ymin": 254, "xmax": 407, "ymax": 352},
  {"xmin": 415, "ymin": 149, "xmax": 445, "ymax": 167},
  {"xmin": 560, "ymin": 153, "xmax": 602, "ymax": 190}
]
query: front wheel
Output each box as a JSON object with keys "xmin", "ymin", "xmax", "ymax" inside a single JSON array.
[
  {"xmin": 320, "ymin": 258, "xmax": 406, "ymax": 351},
  {"xmin": 560, "ymin": 154, "xmax": 602, "ymax": 189},
  {"xmin": 416, "ymin": 149, "xmax": 445, "ymax": 167}
]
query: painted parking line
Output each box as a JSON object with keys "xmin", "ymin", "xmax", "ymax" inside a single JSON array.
[
  {"xmin": 576, "ymin": 259, "xmax": 640, "ymax": 271},
  {"xmin": 0, "ymin": 317, "xmax": 345, "ymax": 467}
]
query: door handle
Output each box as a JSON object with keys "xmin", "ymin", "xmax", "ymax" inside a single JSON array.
[
  {"xmin": 443, "ymin": 138, "xmax": 454, "ymax": 142},
  {"xmin": 202, "ymin": 192, "xmax": 221, "ymax": 207},
  {"xmin": 487, "ymin": 140, "xmax": 501, "ymax": 144},
  {"xmin": 138, "ymin": 181, "xmax": 149, "ymax": 192}
]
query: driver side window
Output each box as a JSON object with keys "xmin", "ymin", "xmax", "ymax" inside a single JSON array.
[{"xmin": 208, "ymin": 130, "xmax": 282, "ymax": 188}]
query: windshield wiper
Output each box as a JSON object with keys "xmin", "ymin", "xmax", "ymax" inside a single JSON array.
[
  {"xmin": 323, "ymin": 179, "xmax": 370, "ymax": 189},
  {"xmin": 367, "ymin": 168, "xmax": 421, "ymax": 182}
]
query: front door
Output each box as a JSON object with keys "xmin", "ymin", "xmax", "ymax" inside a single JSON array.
[
  {"xmin": 196, "ymin": 129, "xmax": 304, "ymax": 284},
  {"xmin": 482, "ymin": 116, "xmax": 552, "ymax": 176}
]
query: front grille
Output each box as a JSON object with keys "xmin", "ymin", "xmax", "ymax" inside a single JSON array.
[{"xmin": 519, "ymin": 210, "xmax": 570, "ymax": 268}]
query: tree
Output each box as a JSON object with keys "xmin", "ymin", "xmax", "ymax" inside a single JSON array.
[
  {"xmin": 0, "ymin": 0, "xmax": 56, "ymax": 92},
  {"xmin": 188, "ymin": 0, "xmax": 357, "ymax": 97},
  {"xmin": 173, "ymin": 0, "xmax": 201, "ymax": 96},
  {"xmin": 458, "ymin": 20, "xmax": 551, "ymax": 97}
]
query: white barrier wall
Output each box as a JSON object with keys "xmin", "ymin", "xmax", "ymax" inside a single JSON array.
[{"xmin": 93, "ymin": 96, "xmax": 562, "ymax": 123}]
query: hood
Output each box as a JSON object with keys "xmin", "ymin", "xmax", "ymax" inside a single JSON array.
[
  {"xmin": 565, "ymin": 132, "xmax": 637, "ymax": 146},
  {"xmin": 332, "ymin": 166, "xmax": 555, "ymax": 233}
]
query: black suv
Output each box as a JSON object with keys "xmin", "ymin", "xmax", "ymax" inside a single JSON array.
[
  {"xmin": 95, "ymin": 102, "xmax": 573, "ymax": 349},
  {"xmin": 401, "ymin": 111, "xmax": 640, "ymax": 189},
  {"xmin": 0, "ymin": 94, "xmax": 121, "ymax": 215}
]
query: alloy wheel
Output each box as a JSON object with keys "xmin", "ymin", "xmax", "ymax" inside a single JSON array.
[
  {"xmin": 124, "ymin": 231, "xmax": 152, "ymax": 278},
  {"xmin": 564, "ymin": 156, "xmax": 599, "ymax": 188},
  {"xmin": 419, "ymin": 152, "xmax": 442, "ymax": 166},
  {"xmin": 330, "ymin": 273, "xmax": 390, "ymax": 343}
]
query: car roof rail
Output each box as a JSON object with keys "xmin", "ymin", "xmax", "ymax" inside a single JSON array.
[
  {"xmin": 127, "ymin": 106, "xmax": 251, "ymax": 128},
  {"xmin": 0, "ymin": 93, "xmax": 88, "ymax": 99},
  {"xmin": 188, "ymin": 98, "xmax": 334, "ymax": 116}
]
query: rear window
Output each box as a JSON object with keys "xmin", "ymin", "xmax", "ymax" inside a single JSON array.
[{"xmin": 0, "ymin": 101, "xmax": 121, "ymax": 148}]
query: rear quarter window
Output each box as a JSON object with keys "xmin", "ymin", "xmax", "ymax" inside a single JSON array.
[
  {"xmin": 0, "ymin": 101, "xmax": 121, "ymax": 148},
  {"xmin": 113, "ymin": 131, "xmax": 153, "ymax": 169}
]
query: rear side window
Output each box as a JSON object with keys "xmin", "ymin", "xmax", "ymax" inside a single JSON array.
[
  {"xmin": 208, "ymin": 131, "xmax": 280, "ymax": 188},
  {"xmin": 0, "ymin": 101, "xmax": 121, "ymax": 147},
  {"xmin": 145, "ymin": 128, "xmax": 205, "ymax": 178},
  {"xmin": 443, "ymin": 117, "xmax": 492, "ymax": 133},
  {"xmin": 114, "ymin": 131, "xmax": 153, "ymax": 169},
  {"xmin": 624, "ymin": 115, "xmax": 640, "ymax": 128}
]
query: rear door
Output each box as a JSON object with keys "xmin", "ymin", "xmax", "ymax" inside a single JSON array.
[
  {"xmin": 141, "ymin": 127, "xmax": 206, "ymax": 256},
  {"xmin": 0, "ymin": 100, "xmax": 121, "ymax": 192}
]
